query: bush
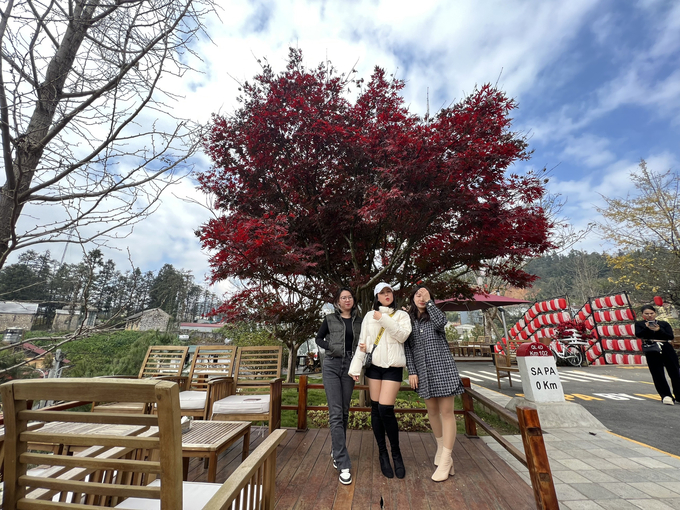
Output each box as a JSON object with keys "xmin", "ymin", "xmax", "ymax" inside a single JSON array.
[
  {"xmin": 309, "ymin": 397, "xmax": 431, "ymax": 432},
  {"xmin": 49, "ymin": 330, "xmax": 180, "ymax": 377}
]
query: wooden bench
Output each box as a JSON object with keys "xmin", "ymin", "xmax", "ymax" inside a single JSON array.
[
  {"xmin": 494, "ymin": 352, "xmax": 519, "ymax": 388},
  {"xmin": 1, "ymin": 377, "xmax": 287, "ymax": 510}
]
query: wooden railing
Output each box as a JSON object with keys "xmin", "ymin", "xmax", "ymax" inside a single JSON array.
[
  {"xmin": 284, "ymin": 375, "xmax": 558, "ymax": 510},
  {"xmin": 282, "ymin": 375, "xmax": 434, "ymax": 431}
]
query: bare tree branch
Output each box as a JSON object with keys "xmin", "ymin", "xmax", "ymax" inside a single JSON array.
[{"xmin": 0, "ymin": 0, "xmax": 215, "ymax": 269}]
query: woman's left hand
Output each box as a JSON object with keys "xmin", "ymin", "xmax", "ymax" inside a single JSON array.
[
  {"xmin": 373, "ymin": 310, "xmax": 382, "ymax": 321},
  {"xmin": 351, "ymin": 374, "xmax": 360, "ymax": 382},
  {"xmin": 409, "ymin": 374, "xmax": 418, "ymax": 389}
]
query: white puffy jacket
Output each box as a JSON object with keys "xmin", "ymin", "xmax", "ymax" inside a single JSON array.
[{"xmin": 348, "ymin": 306, "xmax": 412, "ymax": 377}]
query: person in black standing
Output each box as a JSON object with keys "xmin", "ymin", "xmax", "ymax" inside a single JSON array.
[
  {"xmin": 635, "ymin": 304, "xmax": 680, "ymax": 405},
  {"xmin": 315, "ymin": 287, "xmax": 362, "ymax": 485}
]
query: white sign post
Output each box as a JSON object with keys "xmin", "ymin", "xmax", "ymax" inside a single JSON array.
[{"xmin": 516, "ymin": 342, "xmax": 565, "ymax": 403}]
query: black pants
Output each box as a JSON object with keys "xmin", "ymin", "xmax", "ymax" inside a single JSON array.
[{"xmin": 646, "ymin": 341, "xmax": 680, "ymax": 401}]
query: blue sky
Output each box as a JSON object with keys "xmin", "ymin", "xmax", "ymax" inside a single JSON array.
[{"xmin": 22, "ymin": 0, "xmax": 680, "ymax": 294}]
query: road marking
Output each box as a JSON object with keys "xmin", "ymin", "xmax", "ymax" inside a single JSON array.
[
  {"xmin": 557, "ymin": 374, "xmax": 596, "ymax": 382},
  {"xmin": 478, "ymin": 370, "xmax": 522, "ymax": 381},
  {"xmin": 559, "ymin": 371, "xmax": 638, "ymax": 383},
  {"xmin": 592, "ymin": 393, "xmax": 644, "ymax": 400},
  {"xmin": 457, "ymin": 372, "xmax": 486, "ymax": 382},
  {"xmin": 461, "ymin": 371, "xmax": 504, "ymax": 382},
  {"xmin": 635, "ymin": 393, "xmax": 661, "ymax": 401},
  {"xmin": 568, "ymin": 393, "xmax": 604, "ymax": 401}
]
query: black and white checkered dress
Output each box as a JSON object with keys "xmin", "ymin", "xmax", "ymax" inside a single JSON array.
[{"xmin": 405, "ymin": 300, "xmax": 464, "ymax": 400}]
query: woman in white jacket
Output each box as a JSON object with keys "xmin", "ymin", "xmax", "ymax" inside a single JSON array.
[{"xmin": 348, "ymin": 282, "xmax": 412, "ymax": 479}]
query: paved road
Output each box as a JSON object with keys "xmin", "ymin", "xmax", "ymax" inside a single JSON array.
[{"xmin": 455, "ymin": 360, "xmax": 680, "ymax": 456}]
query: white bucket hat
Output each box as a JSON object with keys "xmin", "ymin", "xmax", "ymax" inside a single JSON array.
[{"xmin": 374, "ymin": 282, "xmax": 393, "ymax": 296}]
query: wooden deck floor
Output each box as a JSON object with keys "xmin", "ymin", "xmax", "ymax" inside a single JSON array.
[{"xmin": 187, "ymin": 426, "xmax": 537, "ymax": 510}]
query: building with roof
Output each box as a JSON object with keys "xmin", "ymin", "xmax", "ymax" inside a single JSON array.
[
  {"xmin": 0, "ymin": 302, "xmax": 40, "ymax": 332},
  {"xmin": 125, "ymin": 308, "xmax": 172, "ymax": 332}
]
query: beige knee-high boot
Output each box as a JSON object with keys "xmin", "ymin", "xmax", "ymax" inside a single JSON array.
[
  {"xmin": 433, "ymin": 436, "xmax": 444, "ymax": 466},
  {"xmin": 431, "ymin": 447, "xmax": 455, "ymax": 482}
]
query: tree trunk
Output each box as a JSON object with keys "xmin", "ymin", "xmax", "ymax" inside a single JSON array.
[
  {"xmin": 285, "ymin": 342, "xmax": 298, "ymax": 383},
  {"xmin": 0, "ymin": 0, "xmax": 99, "ymax": 267}
]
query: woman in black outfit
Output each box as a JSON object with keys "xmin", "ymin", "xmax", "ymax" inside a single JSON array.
[
  {"xmin": 635, "ymin": 304, "xmax": 680, "ymax": 405},
  {"xmin": 315, "ymin": 287, "xmax": 362, "ymax": 485}
]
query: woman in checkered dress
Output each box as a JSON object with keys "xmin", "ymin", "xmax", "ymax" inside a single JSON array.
[{"xmin": 405, "ymin": 285, "xmax": 464, "ymax": 482}]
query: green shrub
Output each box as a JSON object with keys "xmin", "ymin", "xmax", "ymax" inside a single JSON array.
[
  {"xmin": 50, "ymin": 330, "xmax": 180, "ymax": 377},
  {"xmin": 309, "ymin": 397, "xmax": 431, "ymax": 432}
]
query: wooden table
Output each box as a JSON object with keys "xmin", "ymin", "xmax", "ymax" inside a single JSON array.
[{"xmin": 181, "ymin": 420, "xmax": 251, "ymax": 483}]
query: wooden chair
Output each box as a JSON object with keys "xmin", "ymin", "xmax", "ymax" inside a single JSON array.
[
  {"xmin": 93, "ymin": 345, "xmax": 189, "ymax": 414},
  {"xmin": 211, "ymin": 346, "xmax": 283, "ymax": 434},
  {"xmin": 494, "ymin": 352, "xmax": 520, "ymax": 388},
  {"xmin": 1, "ymin": 378, "xmax": 286, "ymax": 510},
  {"xmin": 138, "ymin": 345, "xmax": 190, "ymax": 378},
  {"xmin": 171, "ymin": 345, "xmax": 237, "ymax": 420}
]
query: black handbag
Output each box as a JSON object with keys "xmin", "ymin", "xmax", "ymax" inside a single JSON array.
[
  {"xmin": 363, "ymin": 328, "xmax": 384, "ymax": 369},
  {"xmin": 642, "ymin": 341, "xmax": 662, "ymax": 354},
  {"xmin": 363, "ymin": 347, "xmax": 374, "ymax": 369}
]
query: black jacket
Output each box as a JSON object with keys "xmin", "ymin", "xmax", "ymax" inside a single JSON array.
[
  {"xmin": 315, "ymin": 309, "xmax": 362, "ymax": 358},
  {"xmin": 634, "ymin": 320, "xmax": 674, "ymax": 342}
]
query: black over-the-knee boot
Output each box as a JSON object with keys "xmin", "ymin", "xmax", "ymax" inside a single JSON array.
[
  {"xmin": 379, "ymin": 403, "xmax": 405, "ymax": 478},
  {"xmin": 371, "ymin": 401, "xmax": 394, "ymax": 478}
]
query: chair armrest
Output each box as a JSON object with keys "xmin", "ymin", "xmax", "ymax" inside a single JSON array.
[
  {"xmin": 154, "ymin": 375, "xmax": 189, "ymax": 391},
  {"xmin": 204, "ymin": 377, "xmax": 235, "ymax": 419},
  {"xmin": 202, "ymin": 430, "xmax": 287, "ymax": 510}
]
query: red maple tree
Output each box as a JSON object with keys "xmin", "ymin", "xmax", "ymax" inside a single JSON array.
[{"xmin": 197, "ymin": 49, "xmax": 553, "ymax": 365}]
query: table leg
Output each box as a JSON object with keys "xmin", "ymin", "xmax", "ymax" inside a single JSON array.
[
  {"xmin": 242, "ymin": 427, "xmax": 251, "ymax": 461},
  {"xmin": 182, "ymin": 457, "xmax": 189, "ymax": 481},
  {"xmin": 208, "ymin": 452, "xmax": 217, "ymax": 483}
]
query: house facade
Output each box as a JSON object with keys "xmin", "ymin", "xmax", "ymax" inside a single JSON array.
[
  {"xmin": 0, "ymin": 302, "xmax": 39, "ymax": 333},
  {"xmin": 125, "ymin": 308, "xmax": 172, "ymax": 332}
]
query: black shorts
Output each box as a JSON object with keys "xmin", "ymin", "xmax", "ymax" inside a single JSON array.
[{"xmin": 365, "ymin": 365, "xmax": 403, "ymax": 382}]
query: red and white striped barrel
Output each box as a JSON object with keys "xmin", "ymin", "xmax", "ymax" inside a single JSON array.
[
  {"xmin": 592, "ymin": 294, "xmax": 629, "ymax": 310},
  {"xmin": 604, "ymin": 353, "xmax": 644, "ymax": 365},
  {"xmin": 593, "ymin": 309, "xmax": 636, "ymax": 322},
  {"xmin": 597, "ymin": 324, "xmax": 635, "ymax": 337},
  {"xmin": 601, "ymin": 338, "xmax": 642, "ymax": 351},
  {"xmin": 587, "ymin": 342, "xmax": 603, "ymax": 357},
  {"xmin": 586, "ymin": 348, "xmax": 599, "ymax": 362}
]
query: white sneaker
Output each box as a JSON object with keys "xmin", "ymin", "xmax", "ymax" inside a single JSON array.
[
  {"xmin": 331, "ymin": 452, "xmax": 337, "ymax": 469},
  {"xmin": 339, "ymin": 469, "xmax": 352, "ymax": 485},
  {"xmin": 663, "ymin": 396, "xmax": 674, "ymax": 405}
]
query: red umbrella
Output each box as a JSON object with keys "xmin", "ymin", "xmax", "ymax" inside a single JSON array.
[{"xmin": 435, "ymin": 293, "xmax": 530, "ymax": 311}]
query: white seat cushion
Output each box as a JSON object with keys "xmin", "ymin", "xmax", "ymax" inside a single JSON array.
[
  {"xmin": 212, "ymin": 394, "xmax": 270, "ymax": 415},
  {"xmin": 115, "ymin": 480, "xmax": 261, "ymax": 510},
  {"xmin": 179, "ymin": 390, "xmax": 206, "ymax": 410}
]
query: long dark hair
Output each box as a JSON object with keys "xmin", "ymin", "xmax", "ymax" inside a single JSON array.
[
  {"xmin": 334, "ymin": 287, "xmax": 358, "ymax": 314},
  {"xmin": 408, "ymin": 285, "xmax": 434, "ymax": 322}
]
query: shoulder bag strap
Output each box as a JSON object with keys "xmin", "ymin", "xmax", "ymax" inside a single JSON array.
[{"xmin": 370, "ymin": 312, "xmax": 396, "ymax": 352}]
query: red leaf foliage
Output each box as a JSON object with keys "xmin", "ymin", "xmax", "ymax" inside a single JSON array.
[{"xmin": 197, "ymin": 49, "xmax": 554, "ymax": 307}]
